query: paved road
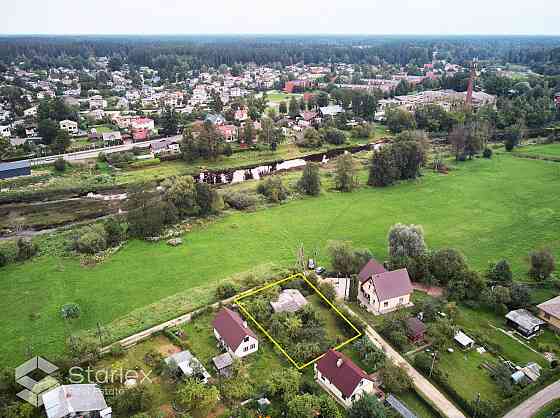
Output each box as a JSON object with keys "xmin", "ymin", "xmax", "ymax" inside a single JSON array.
[
  {"xmin": 27, "ymin": 135, "xmax": 183, "ymax": 166},
  {"xmin": 344, "ymin": 305, "xmax": 467, "ymax": 418},
  {"xmin": 503, "ymin": 380, "xmax": 560, "ymax": 418}
]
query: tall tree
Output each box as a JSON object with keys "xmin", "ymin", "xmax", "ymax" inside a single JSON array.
[
  {"xmin": 335, "ymin": 153, "xmax": 359, "ymax": 192},
  {"xmin": 297, "ymin": 162, "xmax": 321, "ymax": 196}
]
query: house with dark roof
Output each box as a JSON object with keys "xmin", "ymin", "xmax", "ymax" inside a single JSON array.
[
  {"xmin": 505, "ymin": 309, "xmax": 545, "ymax": 338},
  {"xmin": 314, "ymin": 349, "xmax": 377, "ymax": 408},
  {"xmin": 358, "ymin": 260, "xmax": 413, "ymax": 315},
  {"xmin": 405, "ymin": 317, "xmax": 426, "ymax": 344},
  {"xmin": 212, "ymin": 307, "xmax": 258, "ymax": 358},
  {"xmin": 537, "ymin": 296, "xmax": 560, "ymax": 331}
]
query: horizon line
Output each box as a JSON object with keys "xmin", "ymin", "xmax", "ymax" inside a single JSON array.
[{"xmin": 1, "ymin": 33, "xmax": 559, "ymax": 37}]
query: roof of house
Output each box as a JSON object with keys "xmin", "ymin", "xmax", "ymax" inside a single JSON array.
[
  {"xmin": 371, "ymin": 269, "xmax": 412, "ymax": 301},
  {"xmin": 102, "ymin": 131, "xmax": 122, "ymax": 141},
  {"xmin": 270, "ymin": 289, "xmax": 308, "ymax": 313},
  {"xmin": 405, "ymin": 317, "xmax": 426, "ymax": 336},
  {"xmin": 505, "ymin": 309, "xmax": 545, "ymax": 331},
  {"xmin": 43, "ymin": 384, "xmax": 109, "ymax": 418},
  {"xmin": 358, "ymin": 259, "xmax": 387, "ymax": 283},
  {"xmin": 164, "ymin": 350, "xmax": 210, "ymax": 379},
  {"xmin": 454, "ymin": 331, "xmax": 474, "ymax": 347},
  {"xmin": 212, "ymin": 352, "xmax": 234, "ymax": 370},
  {"xmin": 320, "ymin": 105, "xmax": 343, "ymax": 116},
  {"xmin": 212, "ymin": 307, "xmax": 257, "ymax": 351},
  {"xmin": 537, "ymin": 296, "xmax": 560, "ymax": 318},
  {"xmin": 316, "ymin": 349, "xmax": 370, "ymax": 398}
]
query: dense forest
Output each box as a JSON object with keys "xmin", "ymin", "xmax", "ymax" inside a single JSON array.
[{"xmin": 1, "ymin": 35, "xmax": 560, "ymax": 76}]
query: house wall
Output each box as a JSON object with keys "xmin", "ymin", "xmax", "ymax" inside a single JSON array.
[
  {"xmin": 233, "ymin": 335, "xmax": 258, "ymax": 358},
  {"xmin": 213, "ymin": 329, "xmax": 258, "ymax": 358},
  {"xmin": 538, "ymin": 310, "xmax": 560, "ymax": 331},
  {"xmin": 314, "ymin": 366, "xmax": 375, "ymax": 408},
  {"xmin": 358, "ymin": 280, "xmax": 411, "ymax": 314}
]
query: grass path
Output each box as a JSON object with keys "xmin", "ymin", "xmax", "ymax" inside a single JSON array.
[{"xmin": 1, "ymin": 155, "xmax": 560, "ymax": 367}]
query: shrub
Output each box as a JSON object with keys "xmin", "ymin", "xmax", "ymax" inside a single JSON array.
[
  {"xmin": 257, "ymin": 176, "xmax": 288, "ymax": 203},
  {"xmin": 16, "ymin": 238, "xmax": 38, "ymax": 262},
  {"xmin": 75, "ymin": 225, "xmax": 108, "ymax": 254},
  {"xmin": 222, "ymin": 191, "xmax": 257, "ymax": 210},
  {"xmin": 61, "ymin": 303, "xmax": 81, "ymax": 319},
  {"xmin": 215, "ymin": 282, "xmax": 239, "ymax": 300},
  {"xmin": 317, "ymin": 282, "xmax": 337, "ymax": 303},
  {"xmin": 54, "ymin": 157, "xmax": 66, "ymax": 172},
  {"xmin": 486, "ymin": 259, "xmax": 513, "ymax": 284},
  {"xmin": 104, "ymin": 218, "xmax": 125, "ymax": 247},
  {"xmin": 529, "ymin": 249, "xmax": 555, "ymax": 281},
  {"xmin": 483, "ymin": 148, "xmax": 493, "ymax": 158},
  {"xmin": 0, "ymin": 250, "xmax": 7, "ymax": 267},
  {"xmin": 110, "ymin": 343, "xmax": 125, "ymax": 358},
  {"xmin": 297, "ymin": 163, "xmax": 321, "ymax": 196},
  {"xmin": 320, "ymin": 128, "xmax": 346, "ymax": 145}
]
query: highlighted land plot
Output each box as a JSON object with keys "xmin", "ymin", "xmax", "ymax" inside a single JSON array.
[{"xmin": 234, "ymin": 273, "xmax": 362, "ymax": 369}]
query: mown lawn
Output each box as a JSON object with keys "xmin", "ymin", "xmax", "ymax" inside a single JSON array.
[
  {"xmin": 515, "ymin": 143, "xmax": 560, "ymax": 157},
  {"xmin": 2, "ymin": 155, "xmax": 560, "ymax": 367}
]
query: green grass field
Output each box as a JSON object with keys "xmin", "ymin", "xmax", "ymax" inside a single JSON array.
[
  {"xmin": 515, "ymin": 143, "xmax": 560, "ymax": 157},
  {"xmin": 2, "ymin": 155, "xmax": 560, "ymax": 367}
]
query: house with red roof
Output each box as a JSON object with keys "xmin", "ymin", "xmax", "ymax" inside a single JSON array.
[
  {"xmin": 357, "ymin": 260, "xmax": 413, "ymax": 315},
  {"xmin": 212, "ymin": 307, "xmax": 258, "ymax": 358},
  {"xmin": 315, "ymin": 349, "xmax": 378, "ymax": 408}
]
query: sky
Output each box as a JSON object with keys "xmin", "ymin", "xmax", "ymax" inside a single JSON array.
[{"xmin": 3, "ymin": 0, "xmax": 560, "ymax": 36}]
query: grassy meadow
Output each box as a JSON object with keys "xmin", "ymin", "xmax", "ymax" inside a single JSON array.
[{"xmin": 1, "ymin": 155, "xmax": 560, "ymax": 367}]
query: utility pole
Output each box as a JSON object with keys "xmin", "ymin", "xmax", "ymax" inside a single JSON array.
[
  {"xmin": 473, "ymin": 392, "xmax": 481, "ymax": 418},
  {"xmin": 429, "ymin": 350, "xmax": 438, "ymax": 378}
]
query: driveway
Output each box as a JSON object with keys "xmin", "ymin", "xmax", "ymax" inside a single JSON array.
[
  {"xmin": 344, "ymin": 305, "xmax": 466, "ymax": 418},
  {"xmin": 503, "ymin": 380, "xmax": 560, "ymax": 418}
]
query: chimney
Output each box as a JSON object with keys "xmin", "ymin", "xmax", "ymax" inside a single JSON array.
[
  {"xmin": 336, "ymin": 358, "xmax": 343, "ymax": 368},
  {"xmin": 243, "ymin": 321, "xmax": 248, "ymax": 328}
]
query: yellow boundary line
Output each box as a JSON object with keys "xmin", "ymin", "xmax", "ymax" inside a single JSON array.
[{"xmin": 234, "ymin": 273, "xmax": 362, "ymax": 370}]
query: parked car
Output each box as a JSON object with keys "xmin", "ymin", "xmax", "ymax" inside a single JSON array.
[{"xmin": 315, "ymin": 266, "xmax": 326, "ymax": 275}]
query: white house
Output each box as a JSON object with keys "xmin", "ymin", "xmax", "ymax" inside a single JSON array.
[
  {"xmin": 315, "ymin": 349, "xmax": 377, "ymax": 408},
  {"xmin": 24, "ymin": 106, "xmax": 38, "ymax": 118},
  {"xmin": 212, "ymin": 307, "xmax": 258, "ymax": 358},
  {"xmin": 89, "ymin": 95, "xmax": 107, "ymax": 110},
  {"xmin": 357, "ymin": 259, "xmax": 413, "ymax": 315},
  {"xmin": 42, "ymin": 384, "xmax": 112, "ymax": 418},
  {"xmin": 59, "ymin": 120, "xmax": 78, "ymax": 135},
  {"xmin": 0, "ymin": 125, "xmax": 12, "ymax": 138},
  {"xmin": 130, "ymin": 117, "xmax": 155, "ymax": 131}
]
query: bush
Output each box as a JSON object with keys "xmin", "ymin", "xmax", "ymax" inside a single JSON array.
[
  {"xmin": 483, "ymin": 148, "xmax": 493, "ymax": 158},
  {"xmin": 75, "ymin": 225, "xmax": 108, "ymax": 254},
  {"xmin": 215, "ymin": 282, "xmax": 239, "ymax": 300},
  {"xmin": 222, "ymin": 191, "xmax": 257, "ymax": 210},
  {"xmin": 110, "ymin": 343, "xmax": 125, "ymax": 358},
  {"xmin": 16, "ymin": 238, "xmax": 38, "ymax": 262},
  {"xmin": 529, "ymin": 249, "xmax": 555, "ymax": 281},
  {"xmin": 0, "ymin": 250, "xmax": 7, "ymax": 267},
  {"xmin": 104, "ymin": 218, "xmax": 125, "ymax": 247},
  {"xmin": 61, "ymin": 303, "xmax": 81, "ymax": 319},
  {"xmin": 257, "ymin": 176, "xmax": 288, "ymax": 203},
  {"xmin": 54, "ymin": 157, "xmax": 66, "ymax": 172},
  {"xmin": 320, "ymin": 128, "xmax": 346, "ymax": 145},
  {"xmin": 297, "ymin": 163, "xmax": 321, "ymax": 196}
]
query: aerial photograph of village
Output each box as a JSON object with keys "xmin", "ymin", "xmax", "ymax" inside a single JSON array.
[{"xmin": 0, "ymin": 1, "xmax": 559, "ymax": 418}]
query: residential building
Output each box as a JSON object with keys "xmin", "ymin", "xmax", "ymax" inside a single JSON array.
[
  {"xmin": 320, "ymin": 105, "xmax": 344, "ymax": 117},
  {"xmin": 270, "ymin": 289, "xmax": 308, "ymax": 313},
  {"xmin": 212, "ymin": 307, "xmax": 258, "ymax": 358},
  {"xmin": 89, "ymin": 95, "xmax": 107, "ymax": 110},
  {"xmin": 164, "ymin": 350, "xmax": 211, "ymax": 383},
  {"xmin": 59, "ymin": 120, "xmax": 78, "ymax": 135},
  {"xmin": 505, "ymin": 309, "xmax": 545, "ymax": 338},
  {"xmin": 405, "ymin": 317, "xmax": 426, "ymax": 344},
  {"xmin": 0, "ymin": 125, "xmax": 12, "ymax": 138},
  {"xmin": 102, "ymin": 132, "xmax": 122, "ymax": 143},
  {"xmin": 537, "ymin": 296, "xmax": 560, "ymax": 330},
  {"xmin": 42, "ymin": 384, "xmax": 112, "ymax": 418},
  {"xmin": 217, "ymin": 124, "xmax": 238, "ymax": 142},
  {"xmin": 130, "ymin": 117, "xmax": 155, "ymax": 131},
  {"xmin": 23, "ymin": 106, "xmax": 38, "ymax": 118},
  {"xmin": 358, "ymin": 260, "xmax": 413, "ymax": 315},
  {"xmin": 454, "ymin": 331, "xmax": 475, "ymax": 350},
  {"xmin": 315, "ymin": 349, "xmax": 377, "ymax": 408}
]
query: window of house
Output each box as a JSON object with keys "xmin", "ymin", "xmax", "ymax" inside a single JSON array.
[
  {"xmin": 399, "ymin": 297, "xmax": 404, "ymax": 303},
  {"xmin": 243, "ymin": 336, "xmax": 249, "ymax": 342},
  {"xmin": 243, "ymin": 346, "xmax": 248, "ymax": 352},
  {"xmin": 544, "ymin": 313, "xmax": 551, "ymax": 320},
  {"xmin": 250, "ymin": 344, "xmax": 255, "ymax": 349},
  {"xmin": 384, "ymin": 301, "xmax": 389, "ymax": 307}
]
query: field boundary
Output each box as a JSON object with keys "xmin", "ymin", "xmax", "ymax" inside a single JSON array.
[{"xmin": 234, "ymin": 273, "xmax": 362, "ymax": 369}]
